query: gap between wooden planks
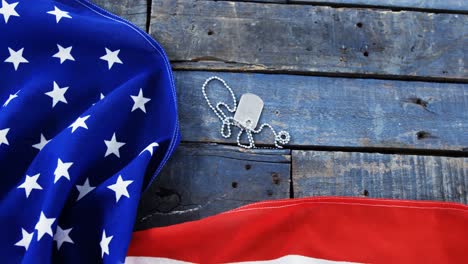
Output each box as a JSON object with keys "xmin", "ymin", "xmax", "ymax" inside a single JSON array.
[{"xmin": 216, "ymin": 0, "xmax": 468, "ymax": 14}]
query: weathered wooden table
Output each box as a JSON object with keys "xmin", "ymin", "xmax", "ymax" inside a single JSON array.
[{"xmin": 94, "ymin": 0, "xmax": 467, "ymax": 230}]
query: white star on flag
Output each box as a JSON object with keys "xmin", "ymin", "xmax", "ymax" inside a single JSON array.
[
  {"xmin": 3, "ymin": 90, "xmax": 19, "ymax": 107},
  {"xmin": 47, "ymin": 6, "xmax": 71, "ymax": 23},
  {"xmin": 104, "ymin": 133, "xmax": 126, "ymax": 158},
  {"xmin": 107, "ymin": 175, "xmax": 133, "ymax": 202},
  {"xmin": 100, "ymin": 48, "xmax": 123, "ymax": 69},
  {"xmin": 92, "ymin": 93, "xmax": 105, "ymax": 106},
  {"xmin": 53, "ymin": 44, "xmax": 75, "ymax": 64},
  {"xmin": 76, "ymin": 178, "xmax": 95, "ymax": 201},
  {"xmin": 0, "ymin": 128, "xmax": 9, "ymax": 146},
  {"xmin": 45, "ymin": 81, "xmax": 68, "ymax": 107},
  {"xmin": 35, "ymin": 211, "xmax": 56, "ymax": 241},
  {"xmin": 100, "ymin": 230, "xmax": 113, "ymax": 258},
  {"xmin": 54, "ymin": 226, "xmax": 74, "ymax": 250},
  {"xmin": 0, "ymin": 0, "xmax": 19, "ymax": 23},
  {"xmin": 140, "ymin": 142, "xmax": 159, "ymax": 156},
  {"xmin": 17, "ymin": 173, "xmax": 42, "ymax": 198},
  {"xmin": 14, "ymin": 228, "xmax": 33, "ymax": 251},
  {"xmin": 32, "ymin": 133, "xmax": 51, "ymax": 151},
  {"xmin": 69, "ymin": 115, "xmax": 90, "ymax": 133},
  {"xmin": 54, "ymin": 158, "xmax": 73, "ymax": 184},
  {"xmin": 131, "ymin": 88, "xmax": 151, "ymax": 113},
  {"xmin": 4, "ymin": 47, "xmax": 28, "ymax": 71}
]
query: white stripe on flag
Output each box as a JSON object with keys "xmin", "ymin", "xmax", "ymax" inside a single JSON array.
[
  {"xmin": 126, "ymin": 255, "xmax": 359, "ymax": 264},
  {"xmin": 126, "ymin": 257, "xmax": 191, "ymax": 264}
]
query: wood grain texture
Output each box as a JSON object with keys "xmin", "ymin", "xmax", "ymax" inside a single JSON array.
[
  {"xmin": 151, "ymin": 0, "xmax": 467, "ymax": 81},
  {"xmin": 91, "ymin": 0, "xmax": 147, "ymax": 31},
  {"xmin": 293, "ymin": 151, "xmax": 468, "ymax": 203},
  {"xmin": 135, "ymin": 143, "xmax": 290, "ymax": 229},
  {"xmin": 175, "ymin": 71, "xmax": 468, "ymax": 151},
  {"xmin": 216, "ymin": 0, "xmax": 287, "ymax": 3},
  {"xmin": 290, "ymin": 0, "xmax": 468, "ymax": 12}
]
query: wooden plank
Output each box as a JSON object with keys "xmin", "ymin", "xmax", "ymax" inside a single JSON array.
[
  {"xmin": 293, "ymin": 151, "xmax": 468, "ymax": 203},
  {"xmin": 290, "ymin": 0, "xmax": 468, "ymax": 13},
  {"xmin": 215, "ymin": 0, "xmax": 287, "ymax": 3},
  {"xmin": 135, "ymin": 143, "xmax": 290, "ymax": 229},
  {"xmin": 151, "ymin": 0, "xmax": 468, "ymax": 81},
  {"xmin": 175, "ymin": 71, "xmax": 468, "ymax": 152},
  {"xmin": 91, "ymin": 0, "xmax": 147, "ymax": 31}
]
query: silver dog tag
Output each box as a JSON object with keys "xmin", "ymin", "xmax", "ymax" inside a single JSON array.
[{"xmin": 234, "ymin": 93, "xmax": 264, "ymax": 129}]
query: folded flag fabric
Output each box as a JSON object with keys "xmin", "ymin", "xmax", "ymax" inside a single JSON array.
[
  {"xmin": 0, "ymin": 0, "xmax": 179, "ymax": 263},
  {"xmin": 127, "ymin": 197, "xmax": 468, "ymax": 264}
]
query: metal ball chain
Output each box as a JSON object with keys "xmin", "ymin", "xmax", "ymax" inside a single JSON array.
[{"xmin": 202, "ymin": 76, "xmax": 290, "ymax": 149}]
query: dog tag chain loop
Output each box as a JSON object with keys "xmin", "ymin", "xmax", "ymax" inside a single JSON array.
[{"xmin": 201, "ymin": 76, "xmax": 290, "ymax": 149}]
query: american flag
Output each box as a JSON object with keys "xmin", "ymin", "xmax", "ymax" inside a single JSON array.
[
  {"xmin": 0, "ymin": 0, "xmax": 179, "ymax": 263},
  {"xmin": 127, "ymin": 197, "xmax": 468, "ymax": 264}
]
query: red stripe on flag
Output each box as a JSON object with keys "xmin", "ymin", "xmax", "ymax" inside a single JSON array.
[{"xmin": 128, "ymin": 197, "xmax": 468, "ymax": 264}]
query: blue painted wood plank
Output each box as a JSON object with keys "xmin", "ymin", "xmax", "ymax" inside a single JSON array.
[
  {"xmin": 293, "ymin": 151, "xmax": 468, "ymax": 203},
  {"xmin": 92, "ymin": 0, "xmax": 148, "ymax": 31},
  {"xmin": 151, "ymin": 0, "xmax": 468, "ymax": 81},
  {"xmin": 217, "ymin": 0, "xmax": 287, "ymax": 3},
  {"xmin": 175, "ymin": 71, "xmax": 468, "ymax": 152},
  {"xmin": 135, "ymin": 143, "xmax": 290, "ymax": 229}
]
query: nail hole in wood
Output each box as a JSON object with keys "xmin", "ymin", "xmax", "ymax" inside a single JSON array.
[
  {"xmin": 231, "ymin": 182, "xmax": 238, "ymax": 188},
  {"xmin": 363, "ymin": 51, "xmax": 369, "ymax": 57},
  {"xmin": 272, "ymin": 173, "xmax": 280, "ymax": 185},
  {"xmin": 245, "ymin": 164, "xmax": 251, "ymax": 170},
  {"xmin": 416, "ymin": 131, "xmax": 432, "ymax": 140},
  {"xmin": 408, "ymin": 97, "xmax": 428, "ymax": 108},
  {"xmin": 356, "ymin": 22, "xmax": 363, "ymax": 28},
  {"xmin": 363, "ymin": 190, "xmax": 369, "ymax": 196},
  {"xmin": 207, "ymin": 30, "xmax": 214, "ymax": 35}
]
